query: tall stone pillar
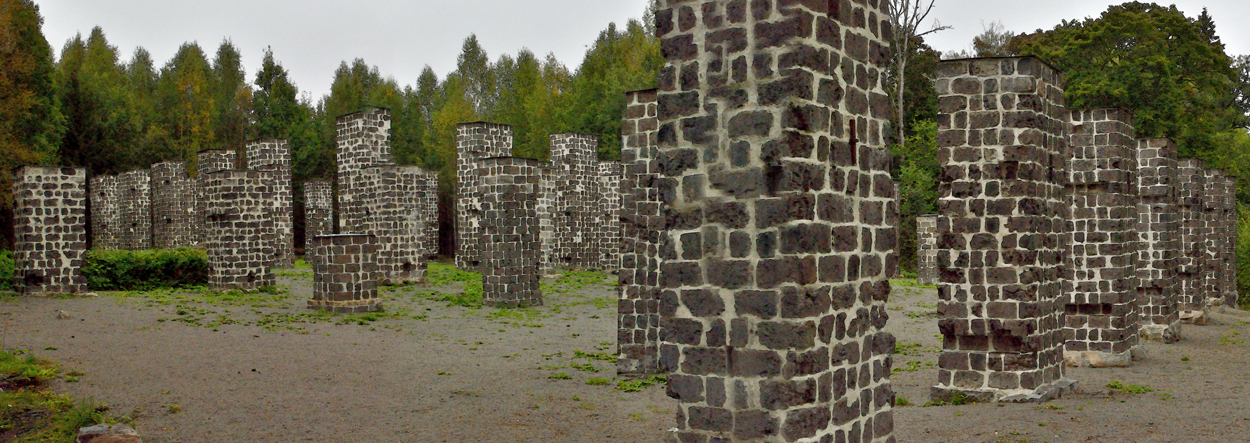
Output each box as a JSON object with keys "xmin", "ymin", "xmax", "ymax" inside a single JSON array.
[
  {"xmin": 13, "ymin": 167, "xmax": 88, "ymax": 294},
  {"xmin": 1062, "ymin": 109, "xmax": 1139, "ymax": 367},
  {"xmin": 196, "ymin": 149, "xmax": 238, "ymax": 246},
  {"xmin": 551, "ymin": 133, "xmax": 600, "ymax": 270},
  {"xmin": 478, "ymin": 157, "xmax": 543, "ymax": 307},
  {"xmin": 916, "ymin": 215, "xmax": 939, "ymax": 285},
  {"xmin": 202, "ymin": 170, "xmax": 276, "ymax": 291},
  {"xmin": 151, "ymin": 161, "xmax": 196, "ymax": 250},
  {"xmin": 597, "ymin": 161, "xmax": 624, "ymax": 271},
  {"xmin": 1176, "ymin": 159, "xmax": 1206, "ymax": 315},
  {"xmin": 656, "ymin": 1, "xmax": 896, "ymax": 441},
  {"xmin": 933, "ymin": 57, "xmax": 1074, "ymax": 402},
  {"xmin": 89, "ymin": 175, "xmax": 120, "ymax": 250},
  {"xmin": 117, "ymin": 169, "xmax": 152, "ymax": 251},
  {"xmin": 538, "ymin": 164, "xmax": 557, "ymax": 273},
  {"xmin": 416, "ymin": 168, "xmax": 440, "ymax": 258},
  {"xmin": 455, "ymin": 122, "xmax": 512, "ymax": 271},
  {"xmin": 336, "ymin": 108, "xmax": 393, "ymax": 234},
  {"xmin": 247, "ymin": 139, "xmax": 294, "ymax": 268},
  {"xmin": 303, "ymin": 180, "xmax": 335, "ymax": 253},
  {"xmin": 618, "ymin": 88, "xmax": 663, "ymax": 376},
  {"xmin": 1221, "ymin": 175, "xmax": 1238, "ymax": 308},
  {"xmin": 1135, "ymin": 138, "xmax": 1180, "ymax": 342},
  {"xmin": 1202, "ymin": 168, "xmax": 1230, "ymax": 310}
]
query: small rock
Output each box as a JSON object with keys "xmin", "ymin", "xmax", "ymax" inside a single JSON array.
[
  {"xmin": 76, "ymin": 423, "xmax": 141, "ymax": 443},
  {"xmin": 1179, "ymin": 310, "xmax": 1207, "ymax": 325},
  {"xmin": 55, "ymin": 310, "xmax": 72, "ymax": 320}
]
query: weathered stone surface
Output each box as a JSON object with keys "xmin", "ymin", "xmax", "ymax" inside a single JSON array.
[
  {"xmin": 309, "ymin": 234, "xmax": 380, "ymax": 312},
  {"xmin": 618, "ymin": 89, "xmax": 665, "ymax": 376},
  {"xmin": 657, "ymin": 1, "xmax": 895, "ymax": 440},
  {"xmin": 76, "ymin": 423, "xmax": 141, "ymax": 443},
  {"xmin": 247, "ymin": 140, "xmax": 294, "ymax": 268},
  {"xmin": 551, "ymin": 132, "xmax": 601, "ymax": 270},
  {"xmin": 917, "ymin": 215, "xmax": 939, "ymax": 285},
  {"xmin": 195, "ymin": 149, "xmax": 237, "ymax": 246},
  {"xmin": 336, "ymin": 107, "xmax": 393, "ymax": 236},
  {"xmin": 88, "ymin": 175, "xmax": 120, "ymax": 250},
  {"xmin": 456, "ymin": 122, "xmax": 513, "ymax": 271},
  {"xmin": 934, "ymin": 57, "xmax": 1073, "ymax": 401},
  {"xmin": 303, "ymin": 180, "xmax": 334, "ymax": 253},
  {"xmin": 1135, "ymin": 138, "xmax": 1181, "ymax": 343},
  {"xmin": 479, "ymin": 157, "xmax": 543, "ymax": 308},
  {"xmin": 201, "ymin": 170, "xmax": 276, "ymax": 291},
  {"xmin": 151, "ymin": 161, "xmax": 197, "ymax": 249},
  {"xmin": 1176, "ymin": 159, "xmax": 1206, "ymax": 315},
  {"xmin": 14, "ymin": 167, "xmax": 88, "ymax": 294}
]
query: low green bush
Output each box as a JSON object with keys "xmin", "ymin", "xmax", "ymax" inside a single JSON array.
[
  {"xmin": 0, "ymin": 250, "xmax": 12, "ymax": 291},
  {"xmin": 83, "ymin": 248, "xmax": 208, "ymax": 291}
]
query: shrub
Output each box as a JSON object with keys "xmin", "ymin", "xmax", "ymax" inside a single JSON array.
[
  {"xmin": 83, "ymin": 248, "xmax": 208, "ymax": 291},
  {"xmin": 0, "ymin": 250, "xmax": 12, "ymax": 291}
]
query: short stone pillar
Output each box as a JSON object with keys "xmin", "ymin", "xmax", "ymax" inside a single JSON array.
[
  {"xmin": 151, "ymin": 161, "xmax": 196, "ymax": 249},
  {"xmin": 303, "ymin": 180, "xmax": 334, "ymax": 252},
  {"xmin": 13, "ymin": 167, "xmax": 88, "ymax": 294},
  {"xmin": 455, "ymin": 122, "xmax": 513, "ymax": 271},
  {"xmin": 617, "ymin": 88, "xmax": 662, "ymax": 376},
  {"xmin": 309, "ymin": 234, "xmax": 380, "ymax": 312},
  {"xmin": 656, "ymin": 1, "xmax": 897, "ymax": 440},
  {"xmin": 916, "ymin": 215, "xmax": 939, "ymax": 285},
  {"xmin": 551, "ymin": 133, "xmax": 599, "ymax": 270},
  {"xmin": 934, "ymin": 57, "xmax": 1075, "ymax": 402},
  {"xmin": 597, "ymin": 161, "xmax": 624, "ymax": 271},
  {"xmin": 202, "ymin": 170, "xmax": 276, "ymax": 291},
  {"xmin": 117, "ymin": 169, "xmax": 152, "ymax": 251},
  {"xmin": 478, "ymin": 157, "xmax": 542, "ymax": 308},
  {"xmin": 247, "ymin": 140, "xmax": 294, "ymax": 268},
  {"xmin": 1063, "ymin": 109, "xmax": 1139, "ymax": 367},
  {"xmin": 89, "ymin": 175, "xmax": 120, "ymax": 250},
  {"xmin": 1176, "ymin": 159, "xmax": 1206, "ymax": 315},
  {"xmin": 1135, "ymin": 138, "xmax": 1180, "ymax": 342}
]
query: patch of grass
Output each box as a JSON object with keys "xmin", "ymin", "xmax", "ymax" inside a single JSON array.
[
  {"xmin": 570, "ymin": 362, "xmax": 600, "ymax": 373},
  {"xmin": 292, "ymin": 258, "xmax": 312, "ymax": 269},
  {"xmin": 586, "ymin": 377, "xmax": 611, "ymax": 386},
  {"xmin": 894, "ymin": 342, "xmax": 924, "ymax": 356},
  {"xmin": 617, "ymin": 375, "xmax": 666, "ymax": 393},
  {"xmin": 573, "ymin": 350, "xmax": 616, "ymax": 362},
  {"xmin": 923, "ymin": 393, "xmax": 974, "ymax": 407},
  {"xmin": 890, "ymin": 278, "xmax": 937, "ymax": 289},
  {"xmin": 548, "ymin": 372, "xmax": 573, "ymax": 380},
  {"xmin": 542, "ymin": 270, "xmax": 616, "ymax": 295},
  {"xmin": 895, "ymin": 396, "xmax": 911, "ymax": 407},
  {"xmin": 0, "ymin": 350, "xmax": 107, "ymax": 441},
  {"xmin": 1107, "ymin": 380, "xmax": 1153, "ymax": 394}
]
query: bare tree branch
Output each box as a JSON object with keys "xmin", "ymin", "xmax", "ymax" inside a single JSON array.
[{"xmin": 886, "ymin": 0, "xmax": 951, "ymax": 149}]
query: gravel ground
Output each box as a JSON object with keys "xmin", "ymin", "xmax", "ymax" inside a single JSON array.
[{"xmin": 3, "ymin": 268, "xmax": 1248, "ymax": 442}]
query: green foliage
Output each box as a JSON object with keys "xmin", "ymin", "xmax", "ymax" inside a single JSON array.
[
  {"xmin": 891, "ymin": 120, "xmax": 939, "ymax": 273},
  {"xmin": 562, "ymin": 18, "xmax": 663, "ymax": 160},
  {"xmin": 423, "ymin": 262, "xmax": 483, "ymax": 308},
  {"xmin": 548, "ymin": 372, "xmax": 572, "ymax": 380},
  {"xmin": 0, "ymin": 250, "xmax": 12, "ymax": 291},
  {"xmin": 0, "ymin": 350, "xmax": 105, "ymax": 442},
  {"xmin": 1106, "ymin": 380, "xmax": 1153, "ymax": 394},
  {"xmin": 1238, "ymin": 205, "xmax": 1250, "ymax": 307},
  {"xmin": 586, "ymin": 377, "xmax": 611, "ymax": 386},
  {"xmin": 616, "ymin": 375, "xmax": 666, "ymax": 393},
  {"xmin": 82, "ymin": 248, "xmax": 207, "ymax": 291}
]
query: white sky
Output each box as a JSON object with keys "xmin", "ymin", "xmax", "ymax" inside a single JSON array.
[{"xmin": 34, "ymin": 1, "xmax": 1250, "ymax": 101}]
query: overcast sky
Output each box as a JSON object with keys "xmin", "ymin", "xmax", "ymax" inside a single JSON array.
[{"xmin": 35, "ymin": 1, "xmax": 1250, "ymax": 101}]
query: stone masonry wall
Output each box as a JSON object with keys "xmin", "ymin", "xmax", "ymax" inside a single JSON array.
[
  {"xmin": 309, "ymin": 234, "xmax": 381, "ymax": 313},
  {"xmin": 202, "ymin": 170, "xmax": 276, "ymax": 291},
  {"xmin": 196, "ymin": 149, "xmax": 238, "ymax": 246},
  {"xmin": 1135, "ymin": 138, "xmax": 1180, "ymax": 342},
  {"xmin": 89, "ymin": 175, "xmax": 120, "ymax": 250},
  {"xmin": 304, "ymin": 180, "xmax": 335, "ymax": 253},
  {"xmin": 1221, "ymin": 175, "xmax": 1238, "ymax": 308},
  {"xmin": 917, "ymin": 215, "xmax": 939, "ymax": 285},
  {"xmin": 336, "ymin": 108, "xmax": 393, "ymax": 234},
  {"xmin": 934, "ymin": 57, "xmax": 1074, "ymax": 402},
  {"xmin": 369, "ymin": 165, "xmax": 425, "ymax": 283},
  {"xmin": 551, "ymin": 133, "xmax": 600, "ymax": 270},
  {"xmin": 1202, "ymin": 168, "xmax": 1230, "ymax": 309},
  {"xmin": 1062, "ymin": 109, "xmax": 1138, "ymax": 367},
  {"xmin": 539, "ymin": 164, "xmax": 557, "ymax": 273},
  {"xmin": 1176, "ymin": 159, "xmax": 1206, "ymax": 313},
  {"xmin": 455, "ymin": 122, "xmax": 513, "ymax": 271},
  {"xmin": 617, "ymin": 88, "xmax": 663, "ymax": 376},
  {"xmin": 656, "ymin": 1, "xmax": 897, "ymax": 440},
  {"xmin": 151, "ymin": 161, "xmax": 197, "ymax": 250},
  {"xmin": 13, "ymin": 167, "xmax": 88, "ymax": 294},
  {"xmin": 247, "ymin": 140, "xmax": 294, "ymax": 268},
  {"xmin": 417, "ymin": 168, "xmax": 440, "ymax": 258},
  {"xmin": 597, "ymin": 161, "xmax": 624, "ymax": 272},
  {"xmin": 478, "ymin": 157, "xmax": 543, "ymax": 308},
  {"xmin": 117, "ymin": 170, "xmax": 152, "ymax": 251}
]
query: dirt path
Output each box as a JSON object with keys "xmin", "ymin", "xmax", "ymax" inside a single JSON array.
[{"xmin": 3, "ymin": 270, "xmax": 1248, "ymax": 442}]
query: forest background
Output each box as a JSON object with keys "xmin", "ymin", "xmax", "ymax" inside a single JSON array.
[{"xmin": 2, "ymin": 1, "xmax": 1250, "ymax": 302}]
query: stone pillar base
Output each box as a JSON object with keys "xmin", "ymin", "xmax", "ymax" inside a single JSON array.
[
  {"xmin": 1140, "ymin": 322, "xmax": 1181, "ymax": 343},
  {"xmin": 931, "ymin": 379, "xmax": 1078, "ymax": 404},
  {"xmin": 1064, "ymin": 350, "xmax": 1134, "ymax": 368},
  {"xmin": 307, "ymin": 299, "xmax": 381, "ymax": 313}
]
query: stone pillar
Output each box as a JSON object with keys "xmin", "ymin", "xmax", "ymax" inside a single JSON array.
[
  {"xmin": 1202, "ymin": 168, "xmax": 1229, "ymax": 310},
  {"xmin": 1222, "ymin": 175, "xmax": 1238, "ymax": 308},
  {"xmin": 597, "ymin": 161, "xmax": 624, "ymax": 271},
  {"xmin": 551, "ymin": 133, "xmax": 599, "ymax": 270},
  {"xmin": 360, "ymin": 165, "xmax": 424, "ymax": 284},
  {"xmin": 336, "ymin": 107, "xmax": 393, "ymax": 234},
  {"xmin": 196, "ymin": 149, "xmax": 238, "ymax": 246},
  {"xmin": 934, "ymin": 57, "xmax": 1074, "ymax": 402},
  {"xmin": 478, "ymin": 157, "xmax": 543, "ymax": 308},
  {"xmin": 303, "ymin": 180, "xmax": 335, "ymax": 253},
  {"xmin": 1135, "ymin": 138, "xmax": 1180, "ymax": 342},
  {"xmin": 538, "ymin": 164, "xmax": 557, "ymax": 274},
  {"xmin": 916, "ymin": 215, "xmax": 939, "ymax": 285},
  {"xmin": 89, "ymin": 175, "xmax": 120, "ymax": 250},
  {"xmin": 247, "ymin": 139, "xmax": 294, "ymax": 268},
  {"xmin": 455, "ymin": 122, "xmax": 513, "ymax": 271},
  {"xmin": 656, "ymin": 1, "xmax": 897, "ymax": 440},
  {"xmin": 890, "ymin": 181, "xmax": 901, "ymax": 278},
  {"xmin": 151, "ymin": 161, "xmax": 196, "ymax": 250},
  {"xmin": 1176, "ymin": 159, "xmax": 1206, "ymax": 315},
  {"xmin": 309, "ymin": 234, "xmax": 380, "ymax": 312},
  {"xmin": 202, "ymin": 170, "xmax": 276, "ymax": 291},
  {"xmin": 416, "ymin": 168, "xmax": 440, "ymax": 258},
  {"xmin": 1062, "ymin": 109, "xmax": 1139, "ymax": 367},
  {"xmin": 117, "ymin": 169, "xmax": 152, "ymax": 251},
  {"xmin": 13, "ymin": 167, "xmax": 88, "ymax": 294},
  {"xmin": 618, "ymin": 88, "xmax": 663, "ymax": 376}
]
